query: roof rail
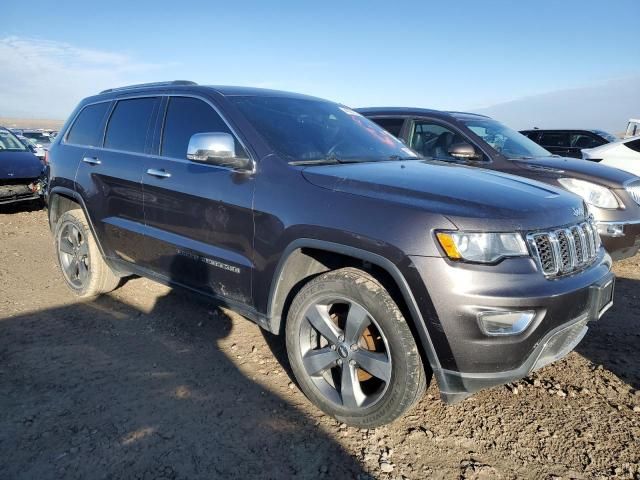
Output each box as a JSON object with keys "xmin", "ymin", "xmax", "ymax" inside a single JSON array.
[
  {"xmin": 99, "ymin": 80, "xmax": 198, "ymax": 94},
  {"xmin": 446, "ymin": 111, "xmax": 490, "ymax": 118}
]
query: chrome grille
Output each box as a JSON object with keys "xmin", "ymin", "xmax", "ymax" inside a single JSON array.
[
  {"xmin": 626, "ymin": 181, "xmax": 640, "ymax": 206},
  {"xmin": 528, "ymin": 221, "xmax": 600, "ymax": 278}
]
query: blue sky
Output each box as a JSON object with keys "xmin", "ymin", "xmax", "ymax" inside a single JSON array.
[{"xmin": 1, "ymin": 0, "xmax": 639, "ymax": 126}]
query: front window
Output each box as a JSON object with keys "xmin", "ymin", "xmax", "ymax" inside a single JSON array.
[
  {"xmin": 410, "ymin": 121, "xmax": 485, "ymax": 161},
  {"xmin": 0, "ymin": 129, "xmax": 28, "ymax": 152},
  {"xmin": 463, "ymin": 119, "xmax": 551, "ymax": 159},
  {"xmin": 229, "ymin": 96, "xmax": 417, "ymax": 163}
]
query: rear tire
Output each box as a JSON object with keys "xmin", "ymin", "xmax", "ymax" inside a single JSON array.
[
  {"xmin": 285, "ymin": 267, "xmax": 427, "ymax": 427},
  {"xmin": 53, "ymin": 209, "xmax": 120, "ymax": 297}
]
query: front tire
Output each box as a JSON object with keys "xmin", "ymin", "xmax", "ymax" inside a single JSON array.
[
  {"xmin": 54, "ymin": 209, "xmax": 120, "ymax": 297},
  {"xmin": 285, "ymin": 267, "xmax": 427, "ymax": 427}
]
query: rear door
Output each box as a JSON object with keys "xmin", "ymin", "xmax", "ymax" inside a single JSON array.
[
  {"xmin": 74, "ymin": 96, "xmax": 161, "ymax": 263},
  {"xmin": 140, "ymin": 95, "xmax": 254, "ymax": 305}
]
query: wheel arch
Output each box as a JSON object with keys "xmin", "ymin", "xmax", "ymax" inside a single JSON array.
[
  {"xmin": 266, "ymin": 239, "xmax": 443, "ymax": 377},
  {"xmin": 48, "ymin": 187, "xmax": 108, "ymax": 259}
]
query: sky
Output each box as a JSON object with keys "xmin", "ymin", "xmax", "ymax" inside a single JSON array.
[{"xmin": 1, "ymin": 0, "xmax": 639, "ymax": 132}]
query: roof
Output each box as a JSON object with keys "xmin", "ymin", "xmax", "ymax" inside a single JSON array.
[
  {"xmin": 95, "ymin": 80, "xmax": 327, "ymax": 102},
  {"xmin": 356, "ymin": 107, "xmax": 489, "ymax": 119}
]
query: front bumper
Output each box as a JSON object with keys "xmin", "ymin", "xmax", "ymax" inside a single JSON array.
[
  {"xmin": 597, "ymin": 221, "xmax": 640, "ymax": 261},
  {"xmin": 407, "ymin": 252, "xmax": 614, "ymax": 403},
  {"xmin": 0, "ymin": 182, "xmax": 42, "ymax": 205}
]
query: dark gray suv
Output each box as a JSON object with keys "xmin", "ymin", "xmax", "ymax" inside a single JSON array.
[
  {"xmin": 360, "ymin": 108, "xmax": 640, "ymax": 261},
  {"xmin": 47, "ymin": 82, "xmax": 614, "ymax": 427}
]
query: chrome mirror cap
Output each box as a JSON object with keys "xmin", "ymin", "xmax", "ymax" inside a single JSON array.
[
  {"xmin": 187, "ymin": 132, "xmax": 236, "ymax": 161},
  {"xmin": 448, "ymin": 142, "xmax": 480, "ymax": 160},
  {"xmin": 186, "ymin": 132, "xmax": 253, "ymax": 171}
]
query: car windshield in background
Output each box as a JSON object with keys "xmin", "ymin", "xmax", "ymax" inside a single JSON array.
[
  {"xmin": 464, "ymin": 119, "xmax": 551, "ymax": 159},
  {"xmin": 0, "ymin": 129, "xmax": 28, "ymax": 152},
  {"xmin": 230, "ymin": 96, "xmax": 418, "ymax": 163}
]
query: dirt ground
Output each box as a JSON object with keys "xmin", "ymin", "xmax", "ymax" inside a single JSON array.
[{"xmin": 0, "ymin": 205, "xmax": 639, "ymax": 480}]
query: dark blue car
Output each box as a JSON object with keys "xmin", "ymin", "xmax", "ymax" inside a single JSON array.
[{"xmin": 0, "ymin": 127, "xmax": 45, "ymax": 205}]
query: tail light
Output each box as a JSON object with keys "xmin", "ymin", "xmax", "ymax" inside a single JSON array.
[{"xmin": 43, "ymin": 150, "xmax": 49, "ymax": 165}]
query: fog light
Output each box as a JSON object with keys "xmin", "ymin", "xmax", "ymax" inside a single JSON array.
[
  {"xmin": 596, "ymin": 222, "xmax": 624, "ymax": 238},
  {"xmin": 477, "ymin": 310, "xmax": 535, "ymax": 336}
]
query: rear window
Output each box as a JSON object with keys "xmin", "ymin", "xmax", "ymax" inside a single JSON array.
[
  {"xmin": 66, "ymin": 102, "xmax": 111, "ymax": 147},
  {"xmin": 105, "ymin": 97, "xmax": 159, "ymax": 153}
]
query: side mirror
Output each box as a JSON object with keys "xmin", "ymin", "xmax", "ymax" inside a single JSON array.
[
  {"xmin": 448, "ymin": 142, "xmax": 481, "ymax": 160},
  {"xmin": 187, "ymin": 132, "xmax": 253, "ymax": 171}
]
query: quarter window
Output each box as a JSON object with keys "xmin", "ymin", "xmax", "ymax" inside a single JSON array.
[
  {"xmin": 161, "ymin": 97, "xmax": 246, "ymax": 159},
  {"xmin": 66, "ymin": 102, "xmax": 111, "ymax": 147},
  {"xmin": 104, "ymin": 97, "xmax": 159, "ymax": 153}
]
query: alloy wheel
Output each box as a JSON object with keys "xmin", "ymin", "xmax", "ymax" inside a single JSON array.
[
  {"xmin": 298, "ymin": 297, "xmax": 392, "ymax": 409},
  {"xmin": 58, "ymin": 222, "xmax": 90, "ymax": 289}
]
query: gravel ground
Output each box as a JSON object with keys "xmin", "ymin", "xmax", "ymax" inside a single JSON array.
[{"xmin": 0, "ymin": 205, "xmax": 639, "ymax": 480}]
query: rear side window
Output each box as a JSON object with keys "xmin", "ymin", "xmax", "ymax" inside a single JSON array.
[
  {"xmin": 66, "ymin": 102, "xmax": 111, "ymax": 146},
  {"xmin": 371, "ymin": 118, "xmax": 405, "ymax": 137},
  {"xmin": 539, "ymin": 132, "xmax": 570, "ymax": 147},
  {"xmin": 105, "ymin": 97, "xmax": 159, "ymax": 153},
  {"xmin": 624, "ymin": 138, "xmax": 640, "ymax": 153},
  {"xmin": 161, "ymin": 96, "xmax": 246, "ymax": 159}
]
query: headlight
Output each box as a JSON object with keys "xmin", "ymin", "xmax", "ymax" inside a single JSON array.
[
  {"xmin": 558, "ymin": 178, "xmax": 620, "ymax": 209},
  {"xmin": 436, "ymin": 231, "xmax": 529, "ymax": 263}
]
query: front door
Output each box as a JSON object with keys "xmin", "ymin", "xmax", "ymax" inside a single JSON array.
[{"xmin": 141, "ymin": 95, "xmax": 254, "ymax": 305}]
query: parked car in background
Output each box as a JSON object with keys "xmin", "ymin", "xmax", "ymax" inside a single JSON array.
[
  {"xmin": 21, "ymin": 130, "xmax": 53, "ymax": 152},
  {"xmin": 46, "ymin": 81, "xmax": 615, "ymax": 427},
  {"xmin": 0, "ymin": 127, "xmax": 46, "ymax": 205},
  {"xmin": 17, "ymin": 135, "xmax": 47, "ymax": 161},
  {"xmin": 582, "ymin": 136, "xmax": 640, "ymax": 176},
  {"xmin": 360, "ymin": 108, "xmax": 640, "ymax": 260},
  {"xmin": 625, "ymin": 119, "xmax": 640, "ymax": 139},
  {"xmin": 520, "ymin": 129, "xmax": 617, "ymax": 158}
]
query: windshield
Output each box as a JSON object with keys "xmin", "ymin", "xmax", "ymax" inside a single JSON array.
[
  {"xmin": 229, "ymin": 96, "xmax": 418, "ymax": 163},
  {"xmin": 0, "ymin": 129, "xmax": 28, "ymax": 152},
  {"xmin": 464, "ymin": 118, "xmax": 551, "ymax": 159}
]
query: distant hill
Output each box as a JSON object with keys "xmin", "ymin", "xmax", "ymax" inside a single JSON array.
[
  {"xmin": 0, "ymin": 117, "xmax": 65, "ymax": 130},
  {"xmin": 474, "ymin": 75, "xmax": 640, "ymax": 135}
]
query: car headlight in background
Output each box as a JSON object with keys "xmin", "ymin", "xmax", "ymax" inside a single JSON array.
[
  {"xmin": 558, "ymin": 178, "xmax": 620, "ymax": 209},
  {"xmin": 436, "ymin": 231, "xmax": 529, "ymax": 263}
]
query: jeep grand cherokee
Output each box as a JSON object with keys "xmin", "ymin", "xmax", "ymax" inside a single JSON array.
[{"xmin": 47, "ymin": 82, "xmax": 614, "ymax": 427}]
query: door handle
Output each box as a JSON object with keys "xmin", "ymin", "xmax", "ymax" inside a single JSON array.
[
  {"xmin": 82, "ymin": 156, "xmax": 101, "ymax": 165},
  {"xmin": 146, "ymin": 168, "xmax": 172, "ymax": 178}
]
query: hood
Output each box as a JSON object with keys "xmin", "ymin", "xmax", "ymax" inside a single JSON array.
[
  {"xmin": 302, "ymin": 160, "xmax": 588, "ymax": 231},
  {"xmin": 0, "ymin": 151, "xmax": 44, "ymax": 181},
  {"xmin": 513, "ymin": 155, "xmax": 635, "ymax": 188}
]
